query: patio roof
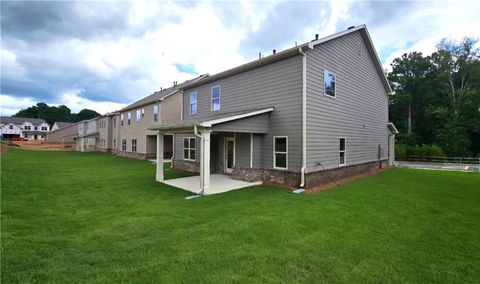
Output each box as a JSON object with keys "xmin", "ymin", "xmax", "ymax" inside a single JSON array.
[{"xmin": 149, "ymin": 107, "xmax": 274, "ymax": 132}]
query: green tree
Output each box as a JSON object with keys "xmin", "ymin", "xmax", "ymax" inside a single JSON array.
[{"xmin": 13, "ymin": 103, "xmax": 100, "ymax": 124}]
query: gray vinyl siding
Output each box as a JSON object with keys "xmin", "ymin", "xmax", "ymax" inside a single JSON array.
[
  {"xmin": 174, "ymin": 133, "xmax": 200, "ymax": 161},
  {"xmin": 211, "ymin": 113, "xmax": 270, "ymax": 133},
  {"xmin": 235, "ymin": 133, "xmax": 250, "ymax": 168},
  {"xmin": 183, "ymin": 55, "xmax": 303, "ymax": 171},
  {"xmin": 252, "ymin": 134, "xmax": 262, "ymax": 168},
  {"xmin": 305, "ymin": 30, "xmax": 389, "ymax": 172}
]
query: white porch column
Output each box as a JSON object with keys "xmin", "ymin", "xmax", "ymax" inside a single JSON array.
[
  {"xmin": 156, "ymin": 132, "xmax": 164, "ymax": 182},
  {"xmin": 199, "ymin": 130, "xmax": 211, "ymax": 194}
]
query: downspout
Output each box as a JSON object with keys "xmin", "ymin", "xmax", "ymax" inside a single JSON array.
[{"xmin": 299, "ymin": 47, "xmax": 307, "ymax": 188}]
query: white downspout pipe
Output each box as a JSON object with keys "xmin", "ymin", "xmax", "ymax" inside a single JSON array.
[{"xmin": 299, "ymin": 47, "xmax": 307, "ymax": 188}]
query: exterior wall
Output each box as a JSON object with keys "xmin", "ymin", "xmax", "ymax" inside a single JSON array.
[
  {"xmin": 0, "ymin": 121, "xmax": 49, "ymax": 139},
  {"xmin": 45, "ymin": 123, "xmax": 77, "ymax": 143},
  {"xmin": 119, "ymin": 102, "xmax": 160, "ymax": 156},
  {"xmin": 111, "ymin": 114, "xmax": 120, "ymax": 153},
  {"xmin": 305, "ymin": 30, "xmax": 389, "ymax": 172},
  {"xmin": 172, "ymin": 132, "xmax": 200, "ymax": 172},
  {"xmin": 160, "ymin": 92, "xmax": 182, "ymax": 125},
  {"xmin": 210, "ymin": 113, "xmax": 270, "ymax": 133},
  {"xmin": 182, "ymin": 55, "xmax": 303, "ymax": 171},
  {"xmin": 97, "ymin": 116, "xmax": 114, "ymax": 151}
]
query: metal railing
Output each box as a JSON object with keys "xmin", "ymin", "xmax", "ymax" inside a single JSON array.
[{"xmin": 401, "ymin": 156, "xmax": 480, "ymax": 164}]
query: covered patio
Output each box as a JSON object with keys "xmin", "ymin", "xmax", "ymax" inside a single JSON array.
[
  {"xmin": 150, "ymin": 107, "xmax": 273, "ymax": 195},
  {"xmin": 163, "ymin": 174, "xmax": 262, "ymax": 195}
]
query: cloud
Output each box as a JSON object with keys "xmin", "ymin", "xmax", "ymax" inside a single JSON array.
[
  {"xmin": 1, "ymin": 0, "xmax": 479, "ymax": 116},
  {"xmin": 56, "ymin": 89, "xmax": 127, "ymax": 114},
  {"xmin": 0, "ymin": 94, "xmax": 36, "ymax": 116}
]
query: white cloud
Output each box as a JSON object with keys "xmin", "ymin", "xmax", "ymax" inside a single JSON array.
[
  {"xmin": 0, "ymin": 48, "xmax": 27, "ymax": 79},
  {"xmin": 57, "ymin": 89, "xmax": 126, "ymax": 114},
  {"xmin": 0, "ymin": 94, "xmax": 36, "ymax": 116}
]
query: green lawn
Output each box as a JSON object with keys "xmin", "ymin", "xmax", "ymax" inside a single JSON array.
[{"xmin": 2, "ymin": 148, "xmax": 479, "ymax": 283}]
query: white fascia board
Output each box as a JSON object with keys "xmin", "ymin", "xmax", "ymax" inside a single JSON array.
[{"xmin": 200, "ymin": 107, "xmax": 274, "ymax": 127}]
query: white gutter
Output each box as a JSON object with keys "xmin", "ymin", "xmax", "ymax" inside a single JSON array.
[{"xmin": 299, "ymin": 47, "xmax": 307, "ymax": 188}]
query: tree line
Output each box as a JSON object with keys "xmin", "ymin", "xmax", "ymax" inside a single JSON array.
[
  {"xmin": 388, "ymin": 37, "xmax": 480, "ymax": 157},
  {"xmin": 13, "ymin": 103, "xmax": 100, "ymax": 125}
]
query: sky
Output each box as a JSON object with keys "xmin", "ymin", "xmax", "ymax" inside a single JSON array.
[{"xmin": 1, "ymin": 0, "xmax": 479, "ymax": 116}]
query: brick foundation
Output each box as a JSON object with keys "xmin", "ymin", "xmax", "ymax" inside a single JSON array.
[
  {"xmin": 116, "ymin": 151, "xmax": 148, "ymax": 160},
  {"xmin": 305, "ymin": 160, "xmax": 389, "ymax": 189},
  {"xmin": 172, "ymin": 159, "xmax": 200, "ymax": 173},
  {"xmin": 232, "ymin": 167, "xmax": 301, "ymax": 188}
]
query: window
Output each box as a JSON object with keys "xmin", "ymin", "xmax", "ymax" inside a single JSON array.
[
  {"xmin": 120, "ymin": 114, "xmax": 124, "ymax": 126},
  {"xmin": 132, "ymin": 139, "xmax": 137, "ymax": 152},
  {"xmin": 141, "ymin": 108, "xmax": 145, "ymax": 118},
  {"xmin": 24, "ymin": 125, "xmax": 31, "ymax": 130},
  {"xmin": 339, "ymin": 138, "xmax": 346, "ymax": 166},
  {"xmin": 190, "ymin": 92, "xmax": 197, "ymax": 114},
  {"xmin": 113, "ymin": 118, "xmax": 116, "ymax": 127},
  {"xmin": 153, "ymin": 105, "xmax": 159, "ymax": 121},
  {"xmin": 34, "ymin": 126, "xmax": 38, "ymax": 130},
  {"xmin": 183, "ymin": 137, "xmax": 196, "ymax": 160},
  {"xmin": 9, "ymin": 125, "xmax": 13, "ymax": 129},
  {"xmin": 324, "ymin": 70, "xmax": 336, "ymax": 97},
  {"xmin": 127, "ymin": 112, "xmax": 131, "ymax": 125},
  {"xmin": 273, "ymin": 137, "xmax": 288, "ymax": 169},
  {"xmin": 122, "ymin": 139, "xmax": 127, "ymax": 151},
  {"xmin": 211, "ymin": 85, "xmax": 220, "ymax": 111},
  {"xmin": 41, "ymin": 126, "xmax": 47, "ymax": 130},
  {"xmin": 136, "ymin": 110, "xmax": 141, "ymax": 121},
  {"xmin": 113, "ymin": 138, "xmax": 116, "ymax": 148}
]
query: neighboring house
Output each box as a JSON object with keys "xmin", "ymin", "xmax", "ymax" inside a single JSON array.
[
  {"xmin": 45, "ymin": 122, "xmax": 78, "ymax": 144},
  {"xmin": 96, "ymin": 113, "xmax": 117, "ymax": 153},
  {"xmin": 51, "ymin": 122, "xmax": 73, "ymax": 132},
  {"xmin": 0, "ymin": 116, "xmax": 50, "ymax": 140},
  {"xmin": 151, "ymin": 25, "xmax": 397, "ymax": 194},
  {"xmin": 115, "ymin": 74, "xmax": 208, "ymax": 160},
  {"xmin": 75, "ymin": 118, "xmax": 98, "ymax": 151}
]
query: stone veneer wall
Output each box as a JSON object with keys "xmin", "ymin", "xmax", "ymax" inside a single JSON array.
[
  {"xmin": 232, "ymin": 159, "xmax": 389, "ymax": 189},
  {"xmin": 116, "ymin": 151, "xmax": 148, "ymax": 160},
  {"xmin": 305, "ymin": 160, "xmax": 389, "ymax": 189},
  {"xmin": 172, "ymin": 159, "xmax": 200, "ymax": 173}
]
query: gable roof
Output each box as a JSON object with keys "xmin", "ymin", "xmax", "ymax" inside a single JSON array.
[
  {"xmin": 120, "ymin": 74, "xmax": 209, "ymax": 112},
  {"xmin": 0, "ymin": 116, "xmax": 47, "ymax": 125},
  {"xmin": 53, "ymin": 122, "xmax": 73, "ymax": 129},
  {"xmin": 182, "ymin": 25, "xmax": 392, "ymax": 94}
]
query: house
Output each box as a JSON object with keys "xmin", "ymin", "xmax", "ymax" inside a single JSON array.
[
  {"xmin": 112, "ymin": 74, "xmax": 208, "ymax": 160},
  {"xmin": 51, "ymin": 122, "xmax": 73, "ymax": 132},
  {"xmin": 45, "ymin": 122, "xmax": 78, "ymax": 144},
  {"xmin": 75, "ymin": 118, "xmax": 98, "ymax": 151},
  {"xmin": 96, "ymin": 113, "xmax": 117, "ymax": 153},
  {"xmin": 0, "ymin": 117, "xmax": 50, "ymax": 140},
  {"xmin": 150, "ymin": 25, "xmax": 397, "ymax": 194}
]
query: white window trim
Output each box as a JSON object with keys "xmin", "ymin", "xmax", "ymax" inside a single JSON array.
[
  {"xmin": 339, "ymin": 137, "xmax": 346, "ymax": 166},
  {"xmin": 183, "ymin": 137, "xmax": 196, "ymax": 161},
  {"xmin": 190, "ymin": 91, "xmax": 197, "ymax": 115},
  {"xmin": 211, "ymin": 85, "xmax": 221, "ymax": 111},
  {"xmin": 273, "ymin": 136, "xmax": 288, "ymax": 170},
  {"xmin": 323, "ymin": 69, "xmax": 337, "ymax": 98},
  {"xmin": 136, "ymin": 110, "xmax": 142, "ymax": 121}
]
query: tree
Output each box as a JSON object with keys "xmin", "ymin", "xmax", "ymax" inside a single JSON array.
[{"xmin": 13, "ymin": 103, "xmax": 100, "ymax": 124}]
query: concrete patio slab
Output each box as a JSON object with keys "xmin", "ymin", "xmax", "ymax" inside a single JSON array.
[{"xmin": 162, "ymin": 174, "xmax": 262, "ymax": 195}]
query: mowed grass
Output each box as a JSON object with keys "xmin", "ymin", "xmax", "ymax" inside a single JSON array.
[{"xmin": 1, "ymin": 148, "xmax": 479, "ymax": 283}]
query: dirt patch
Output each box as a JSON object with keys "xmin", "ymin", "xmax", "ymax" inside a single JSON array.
[
  {"xmin": 306, "ymin": 168, "xmax": 389, "ymax": 194},
  {"xmin": 11, "ymin": 141, "xmax": 75, "ymax": 151}
]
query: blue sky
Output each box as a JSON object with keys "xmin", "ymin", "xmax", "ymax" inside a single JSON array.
[{"xmin": 1, "ymin": 0, "xmax": 479, "ymax": 115}]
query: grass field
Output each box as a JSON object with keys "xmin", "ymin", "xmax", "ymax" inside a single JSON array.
[{"xmin": 2, "ymin": 148, "xmax": 479, "ymax": 282}]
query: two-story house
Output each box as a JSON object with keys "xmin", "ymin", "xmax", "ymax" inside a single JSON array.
[
  {"xmin": 112, "ymin": 75, "xmax": 208, "ymax": 160},
  {"xmin": 151, "ymin": 25, "xmax": 398, "ymax": 194},
  {"xmin": 75, "ymin": 118, "xmax": 98, "ymax": 151},
  {"xmin": 0, "ymin": 117, "xmax": 50, "ymax": 140}
]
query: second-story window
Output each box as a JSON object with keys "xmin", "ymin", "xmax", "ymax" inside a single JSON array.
[
  {"xmin": 136, "ymin": 110, "xmax": 141, "ymax": 121},
  {"xmin": 9, "ymin": 125, "xmax": 13, "ymax": 129},
  {"xmin": 141, "ymin": 108, "xmax": 145, "ymax": 118},
  {"xmin": 127, "ymin": 112, "xmax": 131, "ymax": 125},
  {"xmin": 41, "ymin": 126, "xmax": 47, "ymax": 130},
  {"xmin": 113, "ymin": 118, "xmax": 116, "ymax": 127},
  {"xmin": 211, "ymin": 85, "xmax": 221, "ymax": 111},
  {"xmin": 120, "ymin": 114, "xmax": 124, "ymax": 126},
  {"xmin": 324, "ymin": 70, "xmax": 336, "ymax": 98},
  {"xmin": 190, "ymin": 92, "xmax": 197, "ymax": 114},
  {"xmin": 153, "ymin": 105, "xmax": 159, "ymax": 121}
]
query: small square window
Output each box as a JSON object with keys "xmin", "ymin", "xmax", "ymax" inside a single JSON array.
[{"xmin": 324, "ymin": 70, "xmax": 336, "ymax": 97}]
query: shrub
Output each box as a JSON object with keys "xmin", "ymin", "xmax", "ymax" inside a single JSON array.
[
  {"xmin": 395, "ymin": 144, "xmax": 409, "ymax": 160},
  {"xmin": 412, "ymin": 144, "xmax": 445, "ymax": 157}
]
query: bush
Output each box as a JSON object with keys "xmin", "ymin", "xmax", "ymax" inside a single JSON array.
[
  {"xmin": 411, "ymin": 144, "xmax": 445, "ymax": 157},
  {"xmin": 395, "ymin": 144, "xmax": 409, "ymax": 159}
]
